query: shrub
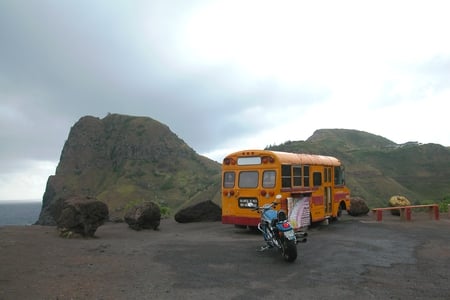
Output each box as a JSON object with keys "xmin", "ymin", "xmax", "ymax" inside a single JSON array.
[{"xmin": 438, "ymin": 196, "xmax": 450, "ymax": 212}]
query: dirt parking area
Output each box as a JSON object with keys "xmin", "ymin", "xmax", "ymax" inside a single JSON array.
[{"xmin": 1, "ymin": 213, "xmax": 449, "ymax": 300}]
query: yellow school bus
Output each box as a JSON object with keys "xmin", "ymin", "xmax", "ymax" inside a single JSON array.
[{"xmin": 221, "ymin": 149, "xmax": 351, "ymax": 229}]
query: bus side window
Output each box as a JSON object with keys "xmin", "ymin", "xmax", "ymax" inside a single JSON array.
[
  {"xmin": 263, "ymin": 170, "xmax": 276, "ymax": 188},
  {"xmin": 303, "ymin": 165, "xmax": 310, "ymax": 187},
  {"xmin": 281, "ymin": 165, "xmax": 291, "ymax": 188},
  {"xmin": 293, "ymin": 166, "xmax": 302, "ymax": 186},
  {"xmin": 334, "ymin": 166, "xmax": 344, "ymax": 185},
  {"xmin": 223, "ymin": 172, "xmax": 235, "ymax": 188},
  {"xmin": 325, "ymin": 167, "xmax": 332, "ymax": 183},
  {"xmin": 313, "ymin": 171, "xmax": 322, "ymax": 187}
]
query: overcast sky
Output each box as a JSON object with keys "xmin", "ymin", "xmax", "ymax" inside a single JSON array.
[{"xmin": 1, "ymin": 0, "xmax": 449, "ymax": 200}]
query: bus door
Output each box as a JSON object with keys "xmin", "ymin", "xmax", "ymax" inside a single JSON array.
[{"xmin": 324, "ymin": 167, "xmax": 332, "ymax": 215}]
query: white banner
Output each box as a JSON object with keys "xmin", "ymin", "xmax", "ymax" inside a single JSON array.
[{"xmin": 287, "ymin": 197, "xmax": 311, "ymax": 230}]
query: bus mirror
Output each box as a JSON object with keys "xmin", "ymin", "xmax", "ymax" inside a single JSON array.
[{"xmin": 275, "ymin": 194, "xmax": 282, "ymax": 200}]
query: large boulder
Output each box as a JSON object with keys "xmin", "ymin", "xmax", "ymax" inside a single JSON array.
[
  {"xmin": 174, "ymin": 200, "xmax": 221, "ymax": 223},
  {"xmin": 348, "ymin": 197, "xmax": 370, "ymax": 216},
  {"xmin": 57, "ymin": 196, "xmax": 109, "ymax": 238},
  {"xmin": 124, "ymin": 201, "xmax": 161, "ymax": 230},
  {"xmin": 389, "ymin": 195, "xmax": 411, "ymax": 216}
]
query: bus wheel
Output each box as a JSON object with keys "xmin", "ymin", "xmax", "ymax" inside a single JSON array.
[{"xmin": 332, "ymin": 205, "xmax": 343, "ymax": 222}]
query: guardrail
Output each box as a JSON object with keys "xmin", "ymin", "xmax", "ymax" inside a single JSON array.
[{"xmin": 371, "ymin": 204, "xmax": 440, "ymax": 222}]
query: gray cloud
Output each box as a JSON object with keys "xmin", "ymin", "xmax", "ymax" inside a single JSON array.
[{"xmin": 1, "ymin": 1, "xmax": 449, "ymax": 199}]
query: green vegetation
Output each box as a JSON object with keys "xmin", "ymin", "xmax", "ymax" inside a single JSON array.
[
  {"xmin": 438, "ymin": 196, "xmax": 450, "ymax": 212},
  {"xmin": 159, "ymin": 204, "xmax": 171, "ymax": 218}
]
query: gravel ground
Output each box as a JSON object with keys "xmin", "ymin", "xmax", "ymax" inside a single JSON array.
[{"xmin": 1, "ymin": 213, "xmax": 449, "ymax": 300}]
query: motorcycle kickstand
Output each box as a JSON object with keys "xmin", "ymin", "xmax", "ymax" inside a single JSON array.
[{"xmin": 258, "ymin": 244, "xmax": 271, "ymax": 252}]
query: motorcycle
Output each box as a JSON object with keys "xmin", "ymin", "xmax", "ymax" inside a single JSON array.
[{"xmin": 253, "ymin": 200, "xmax": 307, "ymax": 262}]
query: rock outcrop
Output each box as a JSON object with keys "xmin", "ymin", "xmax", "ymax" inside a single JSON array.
[
  {"xmin": 174, "ymin": 200, "xmax": 221, "ymax": 223},
  {"xmin": 124, "ymin": 201, "xmax": 161, "ymax": 230},
  {"xmin": 36, "ymin": 114, "xmax": 221, "ymax": 225},
  {"xmin": 57, "ymin": 196, "xmax": 109, "ymax": 238}
]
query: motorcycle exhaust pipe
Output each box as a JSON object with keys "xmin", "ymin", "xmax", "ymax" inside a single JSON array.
[
  {"xmin": 295, "ymin": 231, "xmax": 307, "ymax": 243},
  {"xmin": 295, "ymin": 232, "xmax": 308, "ymax": 238}
]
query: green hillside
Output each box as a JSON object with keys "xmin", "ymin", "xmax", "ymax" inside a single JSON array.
[
  {"xmin": 268, "ymin": 129, "xmax": 450, "ymax": 208},
  {"xmin": 37, "ymin": 114, "xmax": 221, "ymax": 225}
]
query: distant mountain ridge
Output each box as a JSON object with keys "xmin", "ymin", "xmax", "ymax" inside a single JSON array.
[
  {"xmin": 36, "ymin": 116, "xmax": 450, "ymax": 225},
  {"xmin": 268, "ymin": 129, "xmax": 450, "ymax": 207}
]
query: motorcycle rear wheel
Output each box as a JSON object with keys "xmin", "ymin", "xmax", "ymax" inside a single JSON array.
[{"xmin": 281, "ymin": 237, "xmax": 297, "ymax": 262}]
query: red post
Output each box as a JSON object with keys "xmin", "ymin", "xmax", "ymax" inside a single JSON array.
[
  {"xmin": 405, "ymin": 207, "xmax": 412, "ymax": 221},
  {"xmin": 376, "ymin": 210, "xmax": 383, "ymax": 222},
  {"xmin": 433, "ymin": 205, "xmax": 440, "ymax": 220}
]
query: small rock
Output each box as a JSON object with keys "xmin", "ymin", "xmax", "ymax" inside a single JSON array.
[
  {"xmin": 174, "ymin": 200, "xmax": 221, "ymax": 223},
  {"xmin": 124, "ymin": 201, "xmax": 161, "ymax": 230}
]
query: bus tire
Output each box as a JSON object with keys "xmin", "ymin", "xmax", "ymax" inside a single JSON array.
[
  {"xmin": 338, "ymin": 205, "xmax": 342, "ymax": 217},
  {"xmin": 331, "ymin": 204, "xmax": 343, "ymax": 222}
]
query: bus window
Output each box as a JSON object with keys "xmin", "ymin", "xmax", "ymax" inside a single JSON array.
[
  {"xmin": 262, "ymin": 170, "xmax": 276, "ymax": 188},
  {"xmin": 293, "ymin": 166, "xmax": 302, "ymax": 186},
  {"xmin": 313, "ymin": 171, "xmax": 322, "ymax": 186},
  {"xmin": 334, "ymin": 166, "xmax": 344, "ymax": 185},
  {"xmin": 303, "ymin": 165, "xmax": 310, "ymax": 187},
  {"xmin": 281, "ymin": 165, "xmax": 291, "ymax": 188},
  {"xmin": 223, "ymin": 172, "xmax": 235, "ymax": 188},
  {"xmin": 325, "ymin": 167, "xmax": 332, "ymax": 183},
  {"xmin": 239, "ymin": 171, "xmax": 259, "ymax": 188}
]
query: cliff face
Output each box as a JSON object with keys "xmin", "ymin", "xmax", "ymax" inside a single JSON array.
[{"xmin": 37, "ymin": 114, "xmax": 221, "ymax": 225}]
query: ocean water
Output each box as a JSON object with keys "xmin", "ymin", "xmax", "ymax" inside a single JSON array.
[{"xmin": 0, "ymin": 200, "xmax": 42, "ymax": 226}]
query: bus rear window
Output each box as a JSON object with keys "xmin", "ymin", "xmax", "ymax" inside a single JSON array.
[
  {"xmin": 223, "ymin": 172, "xmax": 235, "ymax": 188},
  {"xmin": 239, "ymin": 171, "xmax": 259, "ymax": 188},
  {"xmin": 262, "ymin": 170, "xmax": 276, "ymax": 188}
]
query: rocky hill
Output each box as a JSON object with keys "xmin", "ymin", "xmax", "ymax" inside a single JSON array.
[
  {"xmin": 268, "ymin": 129, "xmax": 450, "ymax": 207},
  {"xmin": 37, "ymin": 114, "xmax": 221, "ymax": 225}
]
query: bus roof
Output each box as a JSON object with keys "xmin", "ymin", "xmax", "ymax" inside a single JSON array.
[{"xmin": 225, "ymin": 150, "xmax": 342, "ymax": 166}]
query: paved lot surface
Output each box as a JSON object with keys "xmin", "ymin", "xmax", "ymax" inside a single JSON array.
[{"xmin": 1, "ymin": 213, "xmax": 449, "ymax": 300}]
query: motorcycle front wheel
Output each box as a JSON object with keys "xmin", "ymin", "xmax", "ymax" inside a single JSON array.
[{"xmin": 280, "ymin": 237, "xmax": 297, "ymax": 262}]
